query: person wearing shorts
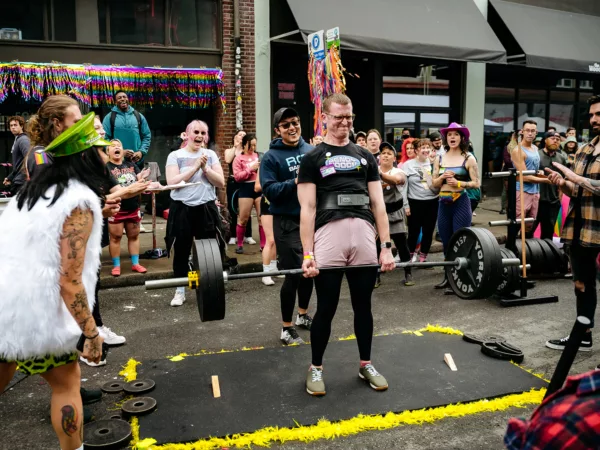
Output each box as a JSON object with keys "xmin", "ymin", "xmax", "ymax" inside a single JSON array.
[
  {"xmin": 298, "ymin": 93, "xmax": 395, "ymax": 396},
  {"xmin": 106, "ymin": 139, "xmax": 149, "ymax": 276},
  {"xmin": 233, "ymin": 134, "xmax": 263, "ymax": 254},
  {"xmin": 260, "ymin": 107, "xmax": 315, "ymax": 345},
  {"xmin": 0, "ymin": 112, "xmax": 109, "ymax": 450}
]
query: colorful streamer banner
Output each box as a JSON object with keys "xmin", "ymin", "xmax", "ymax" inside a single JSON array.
[{"xmin": 0, "ymin": 62, "xmax": 226, "ymax": 110}]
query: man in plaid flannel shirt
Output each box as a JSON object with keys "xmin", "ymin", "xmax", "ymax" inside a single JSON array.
[
  {"xmin": 504, "ymin": 369, "xmax": 600, "ymax": 449},
  {"xmin": 544, "ymin": 95, "xmax": 600, "ymax": 360}
]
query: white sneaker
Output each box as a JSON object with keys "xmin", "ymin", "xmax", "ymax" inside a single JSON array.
[
  {"xmin": 80, "ymin": 356, "xmax": 107, "ymax": 367},
  {"xmin": 140, "ymin": 224, "xmax": 147, "ymax": 233},
  {"xmin": 170, "ymin": 291, "xmax": 186, "ymax": 307},
  {"xmin": 228, "ymin": 237, "xmax": 237, "ymax": 245},
  {"xmin": 98, "ymin": 326, "xmax": 126, "ymax": 346},
  {"xmin": 244, "ymin": 237, "xmax": 257, "ymax": 245},
  {"xmin": 262, "ymin": 276, "xmax": 275, "ymax": 286}
]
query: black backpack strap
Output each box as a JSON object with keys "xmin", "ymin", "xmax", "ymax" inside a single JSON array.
[
  {"xmin": 133, "ymin": 110, "xmax": 143, "ymax": 140},
  {"xmin": 110, "ymin": 111, "xmax": 117, "ymax": 138}
]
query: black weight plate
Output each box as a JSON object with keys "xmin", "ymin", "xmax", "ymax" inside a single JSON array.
[
  {"xmin": 498, "ymin": 341, "xmax": 523, "ymax": 354},
  {"xmin": 124, "ymin": 379, "xmax": 155, "ymax": 395},
  {"xmin": 102, "ymin": 413, "xmax": 123, "ymax": 421},
  {"xmin": 194, "ymin": 239, "xmax": 226, "ymax": 322},
  {"xmin": 527, "ymin": 239, "xmax": 545, "ymax": 275},
  {"xmin": 84, "ymin": 419, "xmax": 132, "ymax": 448},
  {"xmin": 536, "ymin": 239, "xmax": 558, "ymax": 274},
  {"xmin": 542, "ymin": 238, "xmax": 566, "ymax": 273},
  {"xmin": 497, "ymin": 248, "xmax": 520, "ymax": 295},
  {"xmin": 481, "ymin": 341, "xmax": 524, "ymax": 364},
  {"xmin": 462, "ymin": 333, "xmax": 506, "ymax": 345},
  {"xmin": 101, "ymin": 380, "xmax": 125, "ymax": 394},
  {"xmin": 445, "ymin": 227, "xmax": 502, "ymax": 299},
  {"xmin": 121, "ymin": 396, "xmax": 157, "ymax": 416}
]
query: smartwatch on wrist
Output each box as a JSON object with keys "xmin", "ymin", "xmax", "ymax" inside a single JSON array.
[{"xmin": 380, "ymin": 242, "xmax": 392, "ymax": 249}]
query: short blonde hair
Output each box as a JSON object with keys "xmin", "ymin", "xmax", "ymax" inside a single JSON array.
[{"xmin": 323, "ymin": 93, "xmax": 352, "ymax": 113}]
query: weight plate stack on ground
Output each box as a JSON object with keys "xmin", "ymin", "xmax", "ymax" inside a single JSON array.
[
  {"xmin": 536, "ymin": 239, "xmax": 559, "ymax": 274},
  {"xmin": 542, "ymin": 239, "xmax": 566, "ymax": 274},
  {"xmin": 496, "ymin": 248, "xmax": 520, "ymax": 295},
  {"xmin": 121, "ymin": 397, "xmax": 157, "ymax": 416},
  {"xmin": 513, "ymin": 240, "xmax": 532, "ymax": 272},
  {"xmin": 124, "ymin": 379, "xmax": 155, "ymax": 395},
  {"xmin": 445, "ymin": 227, "xmax": 503, "ymax": 299},
  {"xmin": 193, "ymin": 239, "xmax": 226, "ymax": 322},
  {"xmin": 526, "ymin": 239, "xmax": 547, "ymax": 275},
  {"xmin": 101, "ymin": 380, "xmax": 125, "ymax": 394},
  {"xmin": 83, "ymin": 419, "xmax": 132, "ymax": 448},
  {"xmin": 481, "ymin": 341, "xmax": 524, "ymax": 364}
]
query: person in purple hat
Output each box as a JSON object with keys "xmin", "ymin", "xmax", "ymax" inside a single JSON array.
[{"xmin": 431, "ymin": 123, "xmax": 481, "ymax": 290}]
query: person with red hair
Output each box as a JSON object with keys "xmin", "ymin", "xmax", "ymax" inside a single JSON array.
[{"xmin": 399, "ymin": 138, "xmax": 416, "ymax": 166}]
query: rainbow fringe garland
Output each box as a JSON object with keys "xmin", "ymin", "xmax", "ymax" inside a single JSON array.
[
  {"xmin": 0, "ymin": 62, "xmax": 226, "ymax": 110},
  {"xmin": 120, "ymin": 324, "xmax": 546, "ymax": 450}
]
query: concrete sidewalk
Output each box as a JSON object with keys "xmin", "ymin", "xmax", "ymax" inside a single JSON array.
[{"xmin": 99, "ymin": 196, "xmax": 507, "ymax": 289}]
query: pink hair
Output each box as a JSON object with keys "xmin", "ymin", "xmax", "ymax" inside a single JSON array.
[{"xmin": 181, "ymin": 120, "xmax": 210, "ymax": 148}]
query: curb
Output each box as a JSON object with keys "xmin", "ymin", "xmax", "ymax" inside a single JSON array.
[{"xmin": 99, "ymin": 234, "xmax": 507, "ymax": 290}]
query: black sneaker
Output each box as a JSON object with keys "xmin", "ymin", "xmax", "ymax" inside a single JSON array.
[
  {"xmin": 295, "ymin": 314, "xmax": 313, "ymax": 330},
  {"xmin": 235, "ymin": 246, "xmax": 244, "ymax": 254},
  {"xmin": 545, "ymin": 333, "xmax": 592, "ymax": 352},
  {"xmin": 434, "ymin": 276, "xmax": 449, "ymax": 289},
  {"xmin": 81, "ymin": 387, "xmax": 103, "ymax": 405},
  {"xmin": 280, "ymin": 327, "xmax": 304, "ymax": 345}
]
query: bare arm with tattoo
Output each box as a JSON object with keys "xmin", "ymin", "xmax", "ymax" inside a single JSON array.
[
  {"xmin": 466, "ymin": 156, "xmax": 481, "ymax": 189},
  {"xmin": 549, "ymin": 162, "xmax": 600, "ymax": 196},
  {"xmin": 59, "ymin": 208, "xmax": 103, "ymax": 363}
]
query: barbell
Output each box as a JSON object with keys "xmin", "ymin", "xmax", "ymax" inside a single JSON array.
[{"xmin": 145, "ymin": 227, "xmax": 526, "ymax": 322}]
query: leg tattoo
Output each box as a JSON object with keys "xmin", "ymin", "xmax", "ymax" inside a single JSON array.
[{"xmin": 61, "ymin": 404, "xmax": 78, "ymax": 437}]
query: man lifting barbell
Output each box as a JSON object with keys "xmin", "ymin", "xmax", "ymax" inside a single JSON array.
[{"xmin": 297, "ymin": 93, "xmax": 395, "ymax": 396}]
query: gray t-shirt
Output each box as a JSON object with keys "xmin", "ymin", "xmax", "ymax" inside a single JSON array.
[
  {"xmin": 401, "ymin": 158, "xmax": 439, "ymax": 201},
  {"xmin": 166, "ymin": 148, "xmax": 219, "ymax": 207},
  {"xmin": 538, "ymin": 149, "xmax": 567, "ymax": 204}
]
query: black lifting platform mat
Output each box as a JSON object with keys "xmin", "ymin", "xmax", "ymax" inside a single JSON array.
[{"xmin": 135, "ymin": 333, "xmax": 546, "ymax": 445}]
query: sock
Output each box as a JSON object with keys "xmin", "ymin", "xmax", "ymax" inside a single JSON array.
[
  {"xmin": 360, "ymin": 361, "xmax": 371, "ymax": 368},
  {"xmin": 112, "ymin": 257, "xmax": 120, "ymax": 267},
  {"xmin": 259, "ymin": 225, "xmax": 266, "ymax": 248},
  {"xmin": 176, "ymin": 287, "xmax": 185, "ymax": 295},
  {"xmin": 236, "ymin": 224, "xmax": 245, "ymax": 247},
  {"xmin": 270, "ymin": 260, "xmax": 278, "ymax": 271},
  {"xmin": 263, "ymin": 264, "xmax": 270, "ymax": 273},
  {"xmin": 74, "ymin": 445, "xmax": 84, "ymax": 450},
  {"xmin": 131, "ymin": 255, "xmax": 139, "ymax": 265}
]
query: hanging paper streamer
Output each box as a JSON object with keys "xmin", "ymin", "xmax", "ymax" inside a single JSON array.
[
  {"xmin": 307, "ymin": 27, "xmax": 346, "ymax": 136},
  {"xmin": 0, "ymin": 62, "xmax": 226, "ymax": 110}
]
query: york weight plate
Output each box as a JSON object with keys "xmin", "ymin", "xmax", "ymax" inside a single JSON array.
[
  {"xmin": 121, "ymin": 396, "xmax": 157, "ymax": 416},
  {"xmin": 124, "ymin": 379, "xmax": 155, "ymax": 395},
  {"xmin": 527, "ymin": 239, "xmax": 546, "ymax": 275},
  {"xmin": 101, "ymin": 380, "xmax": 125, "ymax": 394},
  {"xmin": 497, "ymin": 248, "xmax": 519, "ymax": 295},
  {"xmin": 194, "ymin": 239, "xmax": 226, "ymax": 322},
  {"xmin": 84, "ymin": 419, "xmax": 132, "ymax": 448}
]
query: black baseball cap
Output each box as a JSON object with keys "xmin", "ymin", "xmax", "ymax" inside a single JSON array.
[
  {"xmin": 429, "ymin": 131, "xmax": 442, "ymax": 140},
  {"xmin": 379, "ymin": 141, "xmax": 396, "ymax": 155},
  {"xmin": 273, "ymin": 107, "xmax": 299, "ymax": 128},
  {"xmin": 355, "ymin": 131, "xmax": 367, "ymax": 140},
  {"xmin": 544, "ymin": 131, "xmax": 558, "ymax": 139}
]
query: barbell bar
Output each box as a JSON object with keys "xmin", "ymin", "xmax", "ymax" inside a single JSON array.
[
  {"xmin": 488, "ymin": 218, "xmax": 535, "ymax": 227},
  {"xmin": 484, "ymin": 170, "xmax": 538, "ymax": 179},
  {"xmin": 144, "ymin": 227, "xmax": 528, "ymax": 322}
]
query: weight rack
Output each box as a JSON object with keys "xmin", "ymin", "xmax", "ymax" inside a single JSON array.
[{"xmin": 486, "ymin": 169, "xmax": 559, "ymax": 307}]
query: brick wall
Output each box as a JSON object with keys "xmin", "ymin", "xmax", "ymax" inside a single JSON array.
[{"xmin": 215, "ymin": 0, "xmax": 256, "ymax": 200}]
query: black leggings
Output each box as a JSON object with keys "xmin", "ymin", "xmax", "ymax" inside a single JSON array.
[
  {"xmin": 92, "ymin": 271, "xmax": 103, "ymax": 328},
  {"xmin": 407, "ymin": 198, "xmax": 438, "ymax": 255},
  {"xmin": 310, "ymin": 268, "xmax": 378, "ymax": 366},
  {"xmin": 227, "ymin": 177, "xmax": 252, "ymax": 238},
  {"xmin": 570, "ymin": 243, "xmax": 600, "ymax": 328},
  {"xmin": 281, "ymin": 275, "xmax": 314, "ymax": 323}
]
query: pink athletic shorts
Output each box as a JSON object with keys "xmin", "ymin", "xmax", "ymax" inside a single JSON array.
[
  {"xmin": 314, "ymin": 218, "xmax": 378, "ymax": 267},
  {"xmin": 515, "ymin": 192, "xmax": 540, "ymax": 220}
]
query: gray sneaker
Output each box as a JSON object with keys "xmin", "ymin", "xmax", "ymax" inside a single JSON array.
[
  {"xmin": 295, "ymin": 314, "xmax": 313, "ymax": 330},
  {"xmin": 306, "ymin": 366, "xmax": 326, "ymax": 396},
  {"xmin": 280, "ymin": 327, "xmax": 304, "ymax": 345},
  {"xmin": 359, "ymin": 364, "xmax": 388, "ymax": 391}
]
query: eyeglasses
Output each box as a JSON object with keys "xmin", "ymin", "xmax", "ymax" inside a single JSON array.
[
  {"xmin": 325, "ymin": 114, "xmax": 355, "ymax": 122},
  {"xmin": 278, "ymin": 120, "xmax": 300, "ymax": 130},
  {"xmin": 193, "ymin": 130, "xmax": 207, "ymax": 135}
]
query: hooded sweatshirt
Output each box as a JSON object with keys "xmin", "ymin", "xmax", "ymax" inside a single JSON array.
[
  {"xmin": 102, "ymin": 106, "xmax": 151, "ymax": 157},
  {"xmin": 259, "ymin": 137, "xmax": 314, "ymax": 216}
]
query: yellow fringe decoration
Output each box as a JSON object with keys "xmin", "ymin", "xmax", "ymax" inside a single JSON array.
[
  {"xmin": 167, "ymin": 346, "xmax": 266, "ymax": 362},
  {"xmin": 132, "ymin": 388, "xmax": 544, "ymax": 449},
  {"xmin": 119, "ymin": 358, "xmax": 141, "ymax": 382}
]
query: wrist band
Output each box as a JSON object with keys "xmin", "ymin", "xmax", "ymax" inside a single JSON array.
[
  {"xmin": 85, "ymin": 332, "xmax": 99, "ymax": 340},
  {"xmin": 457, "ymin": 181, "xmax": 461, "ymax": 188},
  {"xmin": 303, "ymin": 251, "xmax": 314, "ymax": 256}
]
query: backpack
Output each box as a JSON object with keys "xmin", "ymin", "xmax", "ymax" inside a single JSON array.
[{"xmin": 110, "ymin": 110, "xmax": 143, "ymax": 141}]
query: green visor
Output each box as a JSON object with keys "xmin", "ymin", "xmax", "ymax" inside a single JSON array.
[{"xmin": 45, "ymin": 112, "xmax": 111, "ymax": 157}]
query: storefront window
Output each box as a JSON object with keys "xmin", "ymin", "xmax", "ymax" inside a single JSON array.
[
  {"xmin": 549, "ymin": 91, "xmax": 575, "ymax": 133},
  {"xmin": 383, "ymin": 93, "xmax": 449, "ymax": 108},
  {"xmin": 0, "ymin": 0, "xmax": 46, "ymax": 41},
  {"xmin": 384, "ymin": 112, "xmax": 415, "ymax": 144},
  {"xmin": 100, "ymin": 0, "xmax": 166, "ymax": 46},
  {"xmin": 169, "ymin": 0, "xmax": 219, "ymax": 48},
  {"xmin": 518, "ymin": 103, "xmax": 546, "ymax": 132}
]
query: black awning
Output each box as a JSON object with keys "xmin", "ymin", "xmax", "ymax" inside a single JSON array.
[
  {"xmin": 490, "ymin": 0, "xmax": 600, "ymax": 73},
  {"xmin": 274, "ymin": 0, "xmax": 506, "ymax": 63}
]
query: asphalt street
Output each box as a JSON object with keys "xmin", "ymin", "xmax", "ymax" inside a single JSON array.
[{"xmin": 1, "ymin": 257, "xmax": 596, "ymax": 450}]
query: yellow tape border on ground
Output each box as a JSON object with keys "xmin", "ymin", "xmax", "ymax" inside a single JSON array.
[{"xmin": 119, "ymin": 324, "xmax": 546, "ymax": 450}]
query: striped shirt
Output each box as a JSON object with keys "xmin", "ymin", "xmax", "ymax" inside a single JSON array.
[{"xmin": 561, "ymin": 136, "xmax": 600, "ymax": 247}]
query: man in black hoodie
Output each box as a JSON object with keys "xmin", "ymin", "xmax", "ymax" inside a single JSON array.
[{"xmin": 260, "ymin": 108, "xmax": 315, "ymax": 345}]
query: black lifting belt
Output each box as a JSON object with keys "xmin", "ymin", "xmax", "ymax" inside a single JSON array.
[
  {"xmin": 317, "ymin": 192, "xmax": 370, "ymax": 211},
  {"xmin": 385, "ymin": 198, "xmax": 403, "ymax": 214}
]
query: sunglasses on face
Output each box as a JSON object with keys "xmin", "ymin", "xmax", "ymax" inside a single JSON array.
[{"xmin": 279, "ymin": 120, "xmax": 300, "ymax": 130}]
